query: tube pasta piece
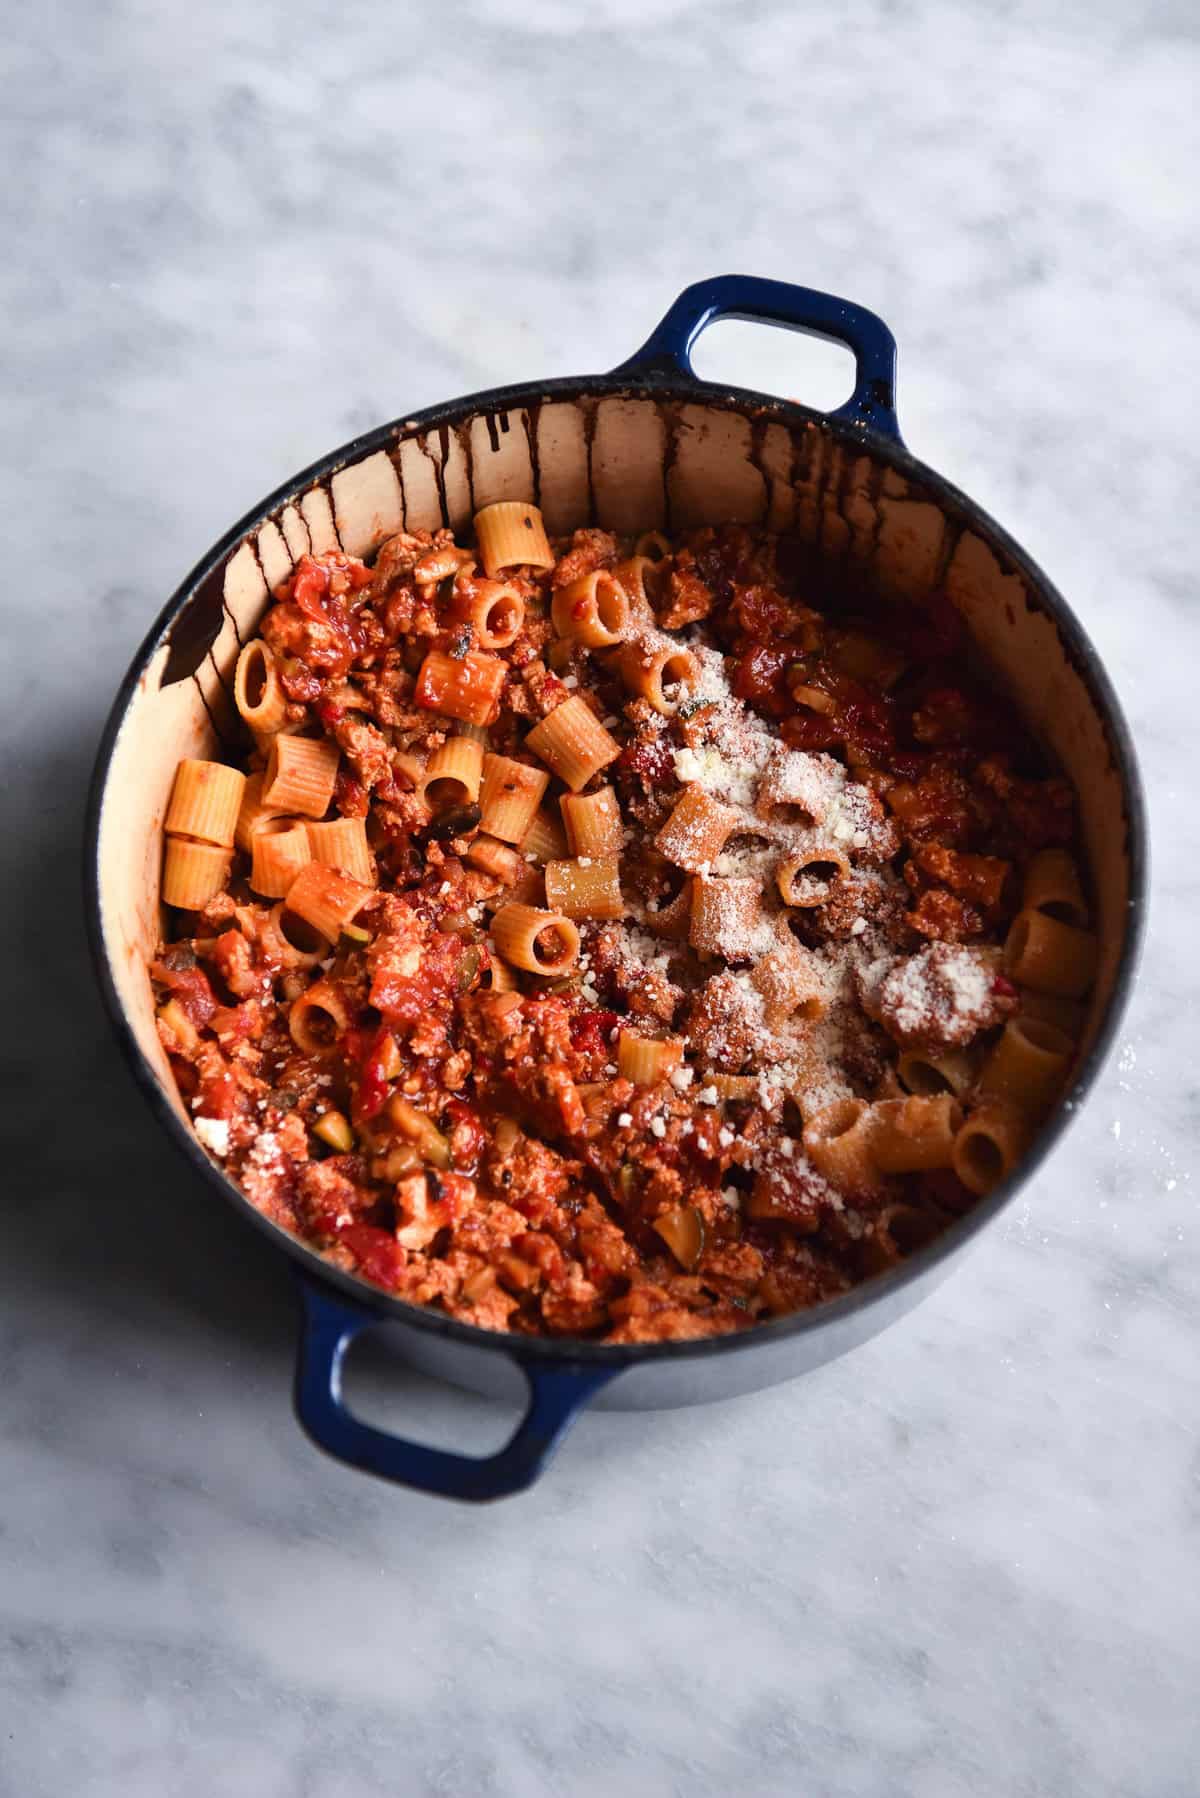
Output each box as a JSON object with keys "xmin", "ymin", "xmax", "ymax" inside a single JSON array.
[
  {"xmin": 450, "ymin": 578, "xmax": 526, "ymax": 649},
  {"xmin": 750, "ymin": 937, "xmax": 826, "ymax": 1029},
  {"xmin": 507, "ymin": 866, "xmax": 546, "ymax": 908},
  {"xmin": 250, "ymin": 819, "xmax": 313, "ymax": 898},
  {"xmin": 391, "ymin": 752, "xmax": 426, "ymax": 795},
  {"xmin": 288, "ymin": 978, "xmax": 351, "ymax": 1054},
  {"xmin": 305, "ymin": 816, "xmax": 376, "ymax": 887},
  {"xmin": 1017, "ymin": 987, "xmax": 1086, "ymax": 1038},
  {"xmin": 613, "ymin": 555, "xmax": 668, "ymax": 622},
  {"xmin": 544, "ymin": 856, "xmax": 624, "ymax": 921},
  {"xmin": 524, "ymin": 696, "xmax": 620, "ymax": 792},
  {"xmin": 473, "ymin": 501, "xmax": 555, "ymax": 576},
  {"xmin": 480, "ymin": 754, "xmax": 550, "ymax": 844},
  {"xmin": 777, "ymin": 844, "xmax": 850, "ymax": 908},
  {"xmin": 481, "ymin": 950, "xmax": 519, "ymax": 992},
  {"xmin": 689, "ymin": 875, "xmax": 765, "ymax": 960},
  {"xmin": 490, "ymin": 903, "xmax": 580, "ymax": 976},
  {"xmin": 802, "ymin": 1098, "xmax": 888, "ymax": 1195},
  {"xmin": 284, "ymin": 862, "xmax": 373, "ymax": 943},
  {"xmin": 414, "ymin": 648, "xmax": 506, "ymax": 728},
  {"xmin": 952, "ymin": 1102, "xmax": 1028, "ymax": 1197},
  {"xmin": 614, "ymin": 639, "xmax": 700, "ymax": 716},
  {"xmin": 871, "ymin": 1095, "xmax": 963, "ymax": 1173},
  {"xmin": 418, "ymin": 737, "xmax": 485, "ymax": 813},
  {"xmin": 165, "ymin": 759, "xmax": 246, "ymax": 849},
  {"xmin": 551, "ymin": 570, "xmax": 630, "ymax": 647},
  {"xmin": 754, "ymin": 753, "xmax": 823, "ymax": 825},
  {"xmin": 467, "ymin": 833, "xmax": 523, "ymax": 885},
  {"xmin": 896, "ymin": 1047, "xmax": 974, "ymax": 1098},
  {"xmin": 655, "ymin": 788, "xmax": 739, "ymax": 875},
  {"xmin": 454, "ymin": 720, "xmax": 489, "ymax": 747},
  {"xmin": 162, "ymin": 838, "xmax": 231, "ymax": 909},
  {"xmin": 634, "ymin": 530, "xmax": 671, "ymax": 563},
  {"xmin": 560, "ymin": 786, "xmax": 623, "ymax": 859},
  {"xmin": 1022, "ymin": 848, "xmax": 1089, "ymax": 929},
  {"xmin": 234, "ymin": 639, "xmax": 289, "ymax": 737},
  {"xmin": 262, "ymin": 735, "xmax": 340, "ymax": 820},
  {"xmin": 860, "ymin": 1202, "xmax": 944, "ymax": 1273},
  {"xmin": 709, "ymin": 1073, "xmax": 760, "ymax": 1101},
  {"xmin": 644, "ymin": 878, "xmax": 693, "ymax": 941},
  {"xmin": 1004, "ymin": 906, "xmax": 1098, "ymax": 999},
  {"xmin": 521, "ymin": 808, "xmax": 569, "ymax": 865},
  {"xmin": 978, "ymin": 1017, "xmax": 1074, "ymax": 1116},
  {"xmin": 266, "ymin": 901, "xmax": 326, "ymax": 970},
  {"xmin": 235, "ymin": 772, "xmax": 287, "ymax": 853},
  {"xmin": 617, "ymin": 1029, "xmax": 683, "ymax": 1085}
]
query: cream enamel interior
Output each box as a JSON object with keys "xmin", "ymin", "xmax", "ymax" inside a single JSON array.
[{"xmin": 95, "ymin": 392, "xmax": 1133, "ymax": 1139}]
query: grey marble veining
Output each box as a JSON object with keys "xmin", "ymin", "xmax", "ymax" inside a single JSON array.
[{"xmin": 3, "ymin": 2, "xmax": 1198, "ymax": 1793}]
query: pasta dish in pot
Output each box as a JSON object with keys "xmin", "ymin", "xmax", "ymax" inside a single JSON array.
[{"xmin": 149, "ymin": 503, "xmax": 1097, "ymax": 1340}]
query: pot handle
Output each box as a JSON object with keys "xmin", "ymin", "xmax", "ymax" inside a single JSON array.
[
  {"xmin": 611, "ymin": 273, "xmax": 902, "ymax": 442},
  {"xmin": 293, "ymin": 1277, "xmax": 619, "ymax": 1502}
]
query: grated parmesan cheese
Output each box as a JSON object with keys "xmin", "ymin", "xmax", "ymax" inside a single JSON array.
[{"xmin": 194, "ymin": 1116, "xmax": 230, "ymax": 1157}]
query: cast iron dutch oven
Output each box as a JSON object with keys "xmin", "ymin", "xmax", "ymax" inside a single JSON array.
[{"xmin": 85, "ymin": 275, "xmax": 1147, "ymax": 1500}]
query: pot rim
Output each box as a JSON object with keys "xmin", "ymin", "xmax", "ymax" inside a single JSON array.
[{"xmin": 83, "ymin": 368, "xmax": 1149, "ymax": 1370}]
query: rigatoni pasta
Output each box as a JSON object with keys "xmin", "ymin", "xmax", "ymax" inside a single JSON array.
[
  {"xmin": 656, "ymin": 788, "xmax": 739, "ymax": 874},
  {"xmin": 305, "ymin": 817, "xmax": 375, "ymax": 886},
  {"xmin": 560, "ymin": 786, "xmax": 623, "ymax": 859},
  {"xmin": 524, "ymin": 696, "xmax": 620, "ymax": 791},
  {"xmin": 472, "ymin": 501, "xmax": 555, "ymax": 576},
  {"xmin": 1022, "ymin": 848, "xmax": 1088, "ymax": 929},
  {"xmin": 617, "ymin": 1030, "xmax": 683, "ymax": 1085},
  {"xmin": 234, "ymin": 640, "xmax": 289, "ymax": 738},
  {"xmin": 288, "ymin": 978, "xmax": 352, "ymax": 1054},
  {"xmin": 490, "ymin": 902, "xmax": 580, "ymax": 975},
  {"xmin": 978, "ymin": 1017, "xmax": 1074, "ymax": 1115},
  {"xmin": 1004, "ymin": 907, "xmax": 1098, "ymax": 998},
  {"xmin": 162, "ymin": 837, "xmax": 231, "ymax": 909},
  {"xmin": 871, "ymin": 1095, "xmax": 962, "ymax": 1173},
  {"xmin": 165, "ymin": 760, "xmax": 246, "ymax": 848},
  {"xmin": 262, "ymin": 735, "xmax": 339, "ymax": 819},
  {"xmin": 953, "ymin": 1103, "xmax": 1028, "ymax": 1197},
  {"xmin": 466, "ymin": 834, "xmax": 524, "ymax": 885},
  {"xmin": 777, "ymin": 845, "xmax": 850, "ymax": 908},
  {"xmin": 551, "ymin": 571, "xmax": 630, "ymax": 647},
  {"xmin": 802, "ymin": 1099, "xmax": 887, "ymax": 1195},
  {"xmin": 479, "ymin": 754, "xmax": 550, "ymax": 844},
  {"xmin": 449, "ymin": 578, "xmax": 526, "ymax": 649},
  {"xmin": 689, "ymin": 875, "xmax": 764, "ymax": 959},
  {"xmin": 614, "ymin": 639, "xmax": 699, "ymax": 715},
  {"xmin": 414, "ymin": 648, "xmax": 506, "ymax": 727},
  {"xmin": 284, "ymin": 862, "xmax": 373, "ymax": 943},
  {"xmin": 612, "ymin": 555, "xmax": 667, "ymax": 621},
  {"xmin": 250, "ymin": 820, "xmax": 312, "ymax": 898},
  {"xmin": 544, "ymin": 856, "xmax": 623, "ymax": 921},
  {"xmin": 235, "ymin": 772, "xmax": 286, "ymax": 853},
  {"xmin": 418, "ymin": 737, "xmax": 485, "ymax": 813},
  {"xmin": 896, "ymin": 1047, "xmax": 974, "ymax": 1098}
]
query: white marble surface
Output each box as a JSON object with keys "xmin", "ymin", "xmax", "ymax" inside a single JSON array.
[{"xmin": 3, "ymin": 2, "xmax": 1198, "ymax": 1792}]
